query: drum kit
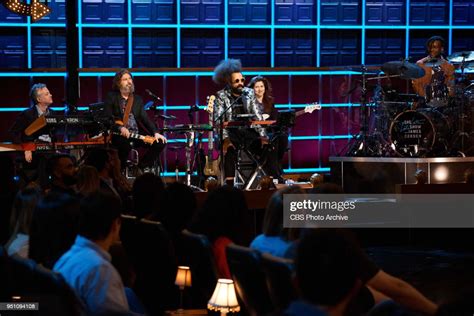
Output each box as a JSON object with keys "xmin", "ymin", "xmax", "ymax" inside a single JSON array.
[{"xmin": 345, "ymin": 51, "xmax": 474, "ymax": 158}]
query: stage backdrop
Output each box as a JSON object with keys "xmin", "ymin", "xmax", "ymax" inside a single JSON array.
[{"xmin": 0, "ymin": 0, "xmax": 473, "ymax": 175}]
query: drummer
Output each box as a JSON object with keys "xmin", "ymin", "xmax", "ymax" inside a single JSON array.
[{"xmin": 412, "ymin": 36, "xmax": 455, "ymax": 105}]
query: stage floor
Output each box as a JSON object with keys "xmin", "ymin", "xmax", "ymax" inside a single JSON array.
[{"xmin": 329, "ymin": 156, "xmax": 474, "ymax": 193}]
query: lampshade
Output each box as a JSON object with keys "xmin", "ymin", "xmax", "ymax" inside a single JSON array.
[
  {"xmin": 175, "ymin": 266, "xmax": 192, "ymax": 289},
  {"xmin": 207, "ymin": 279, "xmax": 240, "ymax": 314}
]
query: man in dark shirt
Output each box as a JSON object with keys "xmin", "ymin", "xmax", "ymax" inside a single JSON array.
[
  {"xmin": 104, "ymin": 69, "xmax": 166, "ymax": 170},
  {"xmin": 10, "ymin": 83, "xmax": 56, "ymax": 186}
]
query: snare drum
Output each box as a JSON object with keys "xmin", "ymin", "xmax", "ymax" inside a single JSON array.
[{"xmin": 389, "ymin": 109, "xmax": 450, "ymax": 157}]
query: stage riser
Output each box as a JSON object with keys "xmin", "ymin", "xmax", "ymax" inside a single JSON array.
[{"xmin": 330, "ymin": 157, "xmax": 474, "ymax": 193}]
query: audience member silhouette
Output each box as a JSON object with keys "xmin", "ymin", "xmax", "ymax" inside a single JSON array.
[
  {"xmin": 188, "ymin": 185, "xmax": 248, "ymax": 278},
  {"xmin": 5, "ymin": 185, "xmax": 42, "ymax": 258},
  {"xmin": 282, "ymin": 229, "xmax": 363, "ymax": 316},
  {"xmin": 29, "ymin": 192, "xmax": 80, "ymax": 269},
  {"xmin": 54, "ymin": 192, "xmax": 139, "ymax": 315},
  {"xmin": 250, "ymin": 186, "xmax": 303, "ymax": 257},
  {"xmin": 131, "ymin": 172, "xmax": 165, "ymax": 219}
]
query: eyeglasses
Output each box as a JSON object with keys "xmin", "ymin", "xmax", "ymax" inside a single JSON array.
[{"xmin": 233, "ymin": 78, "xmax": 245, "ymax": 84}]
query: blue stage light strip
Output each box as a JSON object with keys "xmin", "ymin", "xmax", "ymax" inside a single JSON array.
[
  {"xmin": 0, "ymin": 107, "xmax": 88, "ymax": 112},
  {"xmin": 224, "ymin": 0, "xmax": 228, "ymax": 59},
  {"xmin": 0, "ymin": 73, "xmax": 67, "ymax": 77},
  {"xmin": 274, "ymin": 103, "xmax": 359, "ymax": 108},
  {"xmin": 270, "ymin": 28, "xmax": 275, "ymax": 68},
  {"xmin": 405, "ymin": 0, "xmax": 410, "ymax": 59},
  {"xmin": 128, "ymin": 0, "xmax": 133, "ymax": 68},
  {"xmin": 161, "ymin": 171, "xmax": 196, "ymax": 177},
  {"xmin": 0, "ymin": 23, "xmax": 29, "ymax": 27},
  {"xmin": 67, "ymin": 24, "xmax": 474, "ymax": 30},
  {"xmin": 26, "ymin": 9, "xmax": 32, "ymax": 69},
  {"xmin": 176, "ymin": 0, "xmax": 181, "ymax": 68},
  {"xmin": 224, "ymin": 27, "xmax": 228, "ymax": 59},
  {"xmin": 31, "ymin": 23, "xmax": 66, "ymax": 27},
  {"xmin": 77, "ymin": 23, "xmax": 130, "ymax": 28},
  {"xmin": 449, "ymin": 0, "xmax": 453, "ymax": 55},
  {"xmin": 271, "ymin": 0, "xmax": 276, "ymax": 66},
  {"xmin": 361, "ymin": 0, "xmax": 366, "ymax": 65},
  {"xmin": 0, "ymin": 23, "xmax": 65, "ymax": 27},
  {"xmin": 78, "ymin": 0, "xmax": 83, "ymax": 68},
  {"xmin": 76, "ymin": 70, "xmax": 364, "ymax": 77},
  {"xmin": 283, "ymin": 167, "xmax": 331, "ymax": 173},
  {"xmin": 0, "ymin": 103, "xmax": 360, "ymax": 112},
  {"xmin": 289, "ymin": 135, "xmax": 352, "ymax": 141}
]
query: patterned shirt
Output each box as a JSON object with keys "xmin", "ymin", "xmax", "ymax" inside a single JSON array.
[{"xmin": 214, "ymin": 87, "xmax": 267, "ymax": 139}]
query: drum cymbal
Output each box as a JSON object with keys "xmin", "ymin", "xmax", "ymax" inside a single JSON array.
[
  {"xmin": 321, "ymin": 65, "xmax": 380, "ymax": 74},
  {"xmin": 447, "ymin": 51, "xmax": 474, "ymax": 63},
  {"xmin": 381, "ymin": 61, "xmax": 425, "ymax": 79}
]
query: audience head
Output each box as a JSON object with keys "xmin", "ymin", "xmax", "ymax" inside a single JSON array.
[
  {"xmin": 132, "ymin": 173, "xmax": 165, "ymax": 219},
  {"xmin": 310, "ymin": 173, "xmax": 324, "ymax": 188},
  {"xmin": 415, "ymin": 169, "xmax": 428, "ymax": 185},
  {"xmin": 259, "ymin": 176, "xmax": 274, "ymax": 190},
  {"xmin": 311, "ymin": 182, "xmax": 344, "ymax": 194},
  {"xmin": 29, "ymin": 192, "xmax": 80, "ymax": 269},
  {"xmin": 85, "ymin": 148, "xmax": 110, "ymax": 175},
  {"xmin": 464, "ymin": 168, "xmax": 474, "ymax": 185},
  {"xmin": 79, "ymin": 191, "xmax": 122, "ymax": 244},
  {"xmin": 76, "ymin": 165, "xmax": 100, "ymax": 196},
  {"xmin": 48, "ymin": 154, "xmax": 77, "ymax": 188},
  {"xmin": 204, "ymin": 177, "xmax": 219, "ymax": 192},
  {"xmin": 263, "ymin": 186, "xmax": 303, "ymax": 241},
  {"xmin": 9, "ymin": 185, "xmax": 42, "ymax": 236},
  {"xmin": 0, "ymin": 155, "xmax": 15, "ymax": 192},
  {"xmin": 162, "ymin": 182, "xmax": 197, "ymax": 235},
  {"xmin": 295, "ymin": 229, "xmax": 360, "ymax": 307},
  {"xmin": 189, "ymin": 186, "xmax": 248, "ymax": 244}
]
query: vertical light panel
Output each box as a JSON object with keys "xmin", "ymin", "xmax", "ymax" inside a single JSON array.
[
  {"xmin": 449, "ymin": 0, "xmax": 453, "ymax": 55},
  {"xmin": 128, "ymin": 0, "xmax": 133, "ymax": 68},
  {"xmin": 316, "ymin": 0, "xmax": 320, "ymax": 67},
  {"xmin": 405, "ymin": 0, "xmax": 410, "ymax": 59},
  {"xmin": 78, "ymin": 0, "xmax": 83, "ymax": 68},
  {"xmin": 176, "ymin": 0, "xmax": 181, "ymax": 67},
  {"xmin": 26, "ymin": 0, "xmax": 32, "ymax": 68},
  {"xmin": 361, "ymin": 0, "xmax": 366, "ymax": 64}
]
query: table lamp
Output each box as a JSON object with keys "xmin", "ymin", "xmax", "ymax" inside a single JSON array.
[{"xmin": 207, "ymin": 278, "xmax": 240, "ymax": 316}]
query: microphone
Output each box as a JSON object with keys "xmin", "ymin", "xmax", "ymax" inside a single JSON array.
[
  {"xmin": 241, "ymin": 88, "xmax": 250, "ymax": 96},
  {"xmin": 144, "ymin": 101, "xmax": 155, "ymax": 110},
  {"xmin": 159, "ymin": 114, "xmax": 176, "ymax": 120},
  {"xmin": 145, "ymin": 89, "xmax": 162, "ymax": 102},
  {"xmin": 189, "ymin": 104, "xmax": 200, "ymax": 112}
]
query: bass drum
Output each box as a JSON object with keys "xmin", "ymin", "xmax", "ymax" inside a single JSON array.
[{"xmin": 389, "ymin": 109, "xmax": 450, "ymax": 157}]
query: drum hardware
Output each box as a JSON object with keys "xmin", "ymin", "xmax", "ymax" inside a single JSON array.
[
  {"xmin": 342, "ymin": 65, "xmax": 379, "ymax": 156},
  {"xmin": 381, "ymin": 60, "xmax": 426, "ymax": 80},
  {"xmin": 447, "ymin": 51, "xmax": 474, "ymax": 64},
  {"xmin": 389, "ymin": 109, "xmax": 450, "ymax": 157},
  {"xmin": 338, "ymin": 57, "xmax": 474, "ymax": 158}
]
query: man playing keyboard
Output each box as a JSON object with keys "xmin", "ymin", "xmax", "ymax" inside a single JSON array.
[{"xmin": 212, "ymin": 59, "xmax": 271, "ymax": 179}]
